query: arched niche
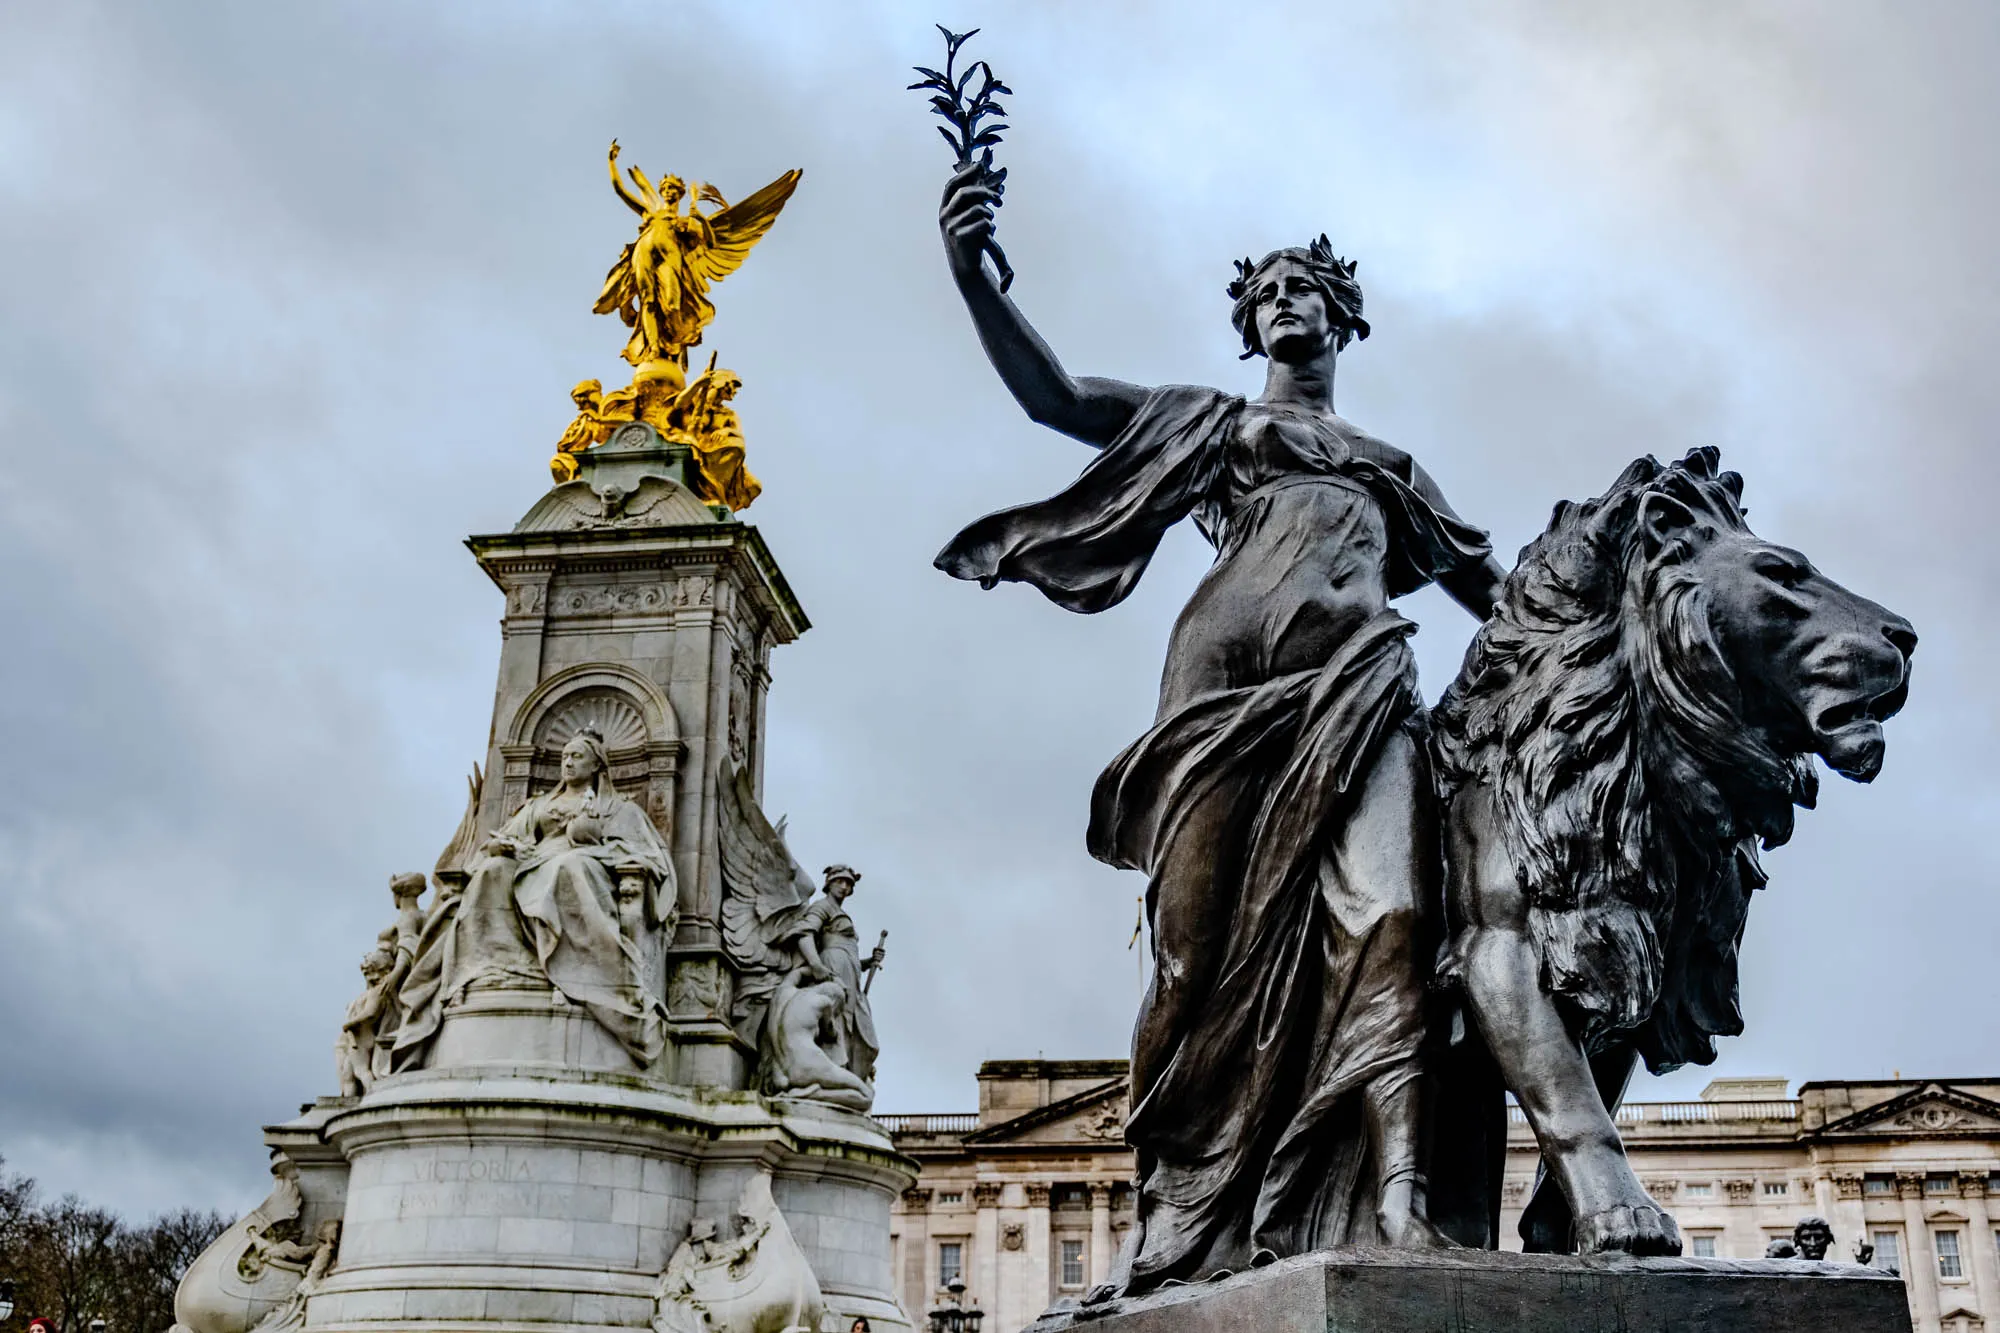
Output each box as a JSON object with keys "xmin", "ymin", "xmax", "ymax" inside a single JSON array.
[{"xmin": 499, "ymin": 664, "xmax": 683, "ymax": 837}]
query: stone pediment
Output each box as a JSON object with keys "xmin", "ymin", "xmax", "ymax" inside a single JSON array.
[
  {"xmin": 964, "ymin": 1079, "xmax": 1129, "ymax": 1148},
  {"xmin": 1819, "ymin": 1083, "xmax": 2000, "ymax": 1137},
  {"xmin": 515, "ymin": 473, "xmax": 718, "ymax": 533}
]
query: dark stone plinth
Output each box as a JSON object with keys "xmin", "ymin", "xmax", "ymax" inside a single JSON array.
[{"xmin": 1026, "ymin": 1248, "xmax": 1909, "ymax": 1333}]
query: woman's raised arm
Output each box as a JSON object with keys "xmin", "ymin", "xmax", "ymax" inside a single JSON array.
[{"xmin": 940, "ymin": 163, "xmax": 1148, "ymax": 448}]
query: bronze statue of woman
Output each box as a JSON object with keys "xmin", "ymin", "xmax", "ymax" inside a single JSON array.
[{"xmin": 933, "ymin": 162, "xmax": 1509, "ymax": 1293}]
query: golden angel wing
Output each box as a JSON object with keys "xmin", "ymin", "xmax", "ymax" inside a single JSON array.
[
  {"xmin": 687, "ymin": 169, "xmax": 802, "ymax": 286},
  {"xmin": 593, "ymin": 241, "xmax": 638, "ymax": 318}
]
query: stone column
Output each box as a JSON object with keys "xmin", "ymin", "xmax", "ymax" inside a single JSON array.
[
  {"xmin": 1026, "ymin": 1182, "xmax": 1053, "ymax": 1316},
  {"xmin": 1830, "ymin": 1173, "xmax": 1870, "ymax": 1265},
  {"xmin": 1088, "ymin": 1183, "xmax": 1114, "ymax": 1286},
  {"xmin": 1958, "ymin": 1172, "xmax": 1998, "ymax": 1326},
  {"xmin": 971, "ymin": 1183, "xmax": 1000, "ymax": 1326},
  {"xmin": 1900, "ymin": 1172, "xmax": 1942, "ymax": 1333},
  {"xmin": 901, "ymin": 1188, "xmax": 931, "ymax": 1319}
]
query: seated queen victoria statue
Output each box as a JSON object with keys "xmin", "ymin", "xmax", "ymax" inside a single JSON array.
[{"xmin": 392, "ymin": 726, "xmax": 674, "ymax": 1068}]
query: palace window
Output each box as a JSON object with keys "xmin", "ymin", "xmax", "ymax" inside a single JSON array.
[
  {"xmin": 1763, "ymin": 1181, "xmax": 1788, "ymax": 1197},
  {"xmin": 938, "ymin": 1241, "xmax": 963, "ymax": 1289},
  {"xmin": 1689, "ymin": 1233, "xmax": 1720, "ymax": 1258},
  {"xmin": 1872, "ymin": 1230, "xmax": 1902, "ymax": 1272},
  {"xmin": 1060, "ymin": 1239, "xmax": 1086, "ymax": 1288},
  {"xmin": 1935, "ymin": 1230, "xmax": 1964, "ymax": 1280},
  {"xmin": 1864, "ymin": 1175, "xmax": 1895, "ymax": 1196},
  {"xmin": 1683, "ymin": 1182, "xmax": 1713, "ymax": 1198},
  {"xmin": 938, "ymin": 1192, "xmax": 963, "ymax": 1206},
  {"xmin": 1927, "ymin": 1174, "xmax": 1955, "ymax": 1196}
]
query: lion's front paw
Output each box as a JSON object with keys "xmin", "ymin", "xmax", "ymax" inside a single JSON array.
[{"xmin": 1574, "ymin": 1203, "xmax": 1681, "ymax": 1256}]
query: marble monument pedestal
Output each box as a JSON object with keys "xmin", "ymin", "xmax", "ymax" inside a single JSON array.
[
  {"xmin": 1026, "ymin": 1248, "xmax": 1909, "ymax": 1333},
  {"xmin": 284, "ymin": 1066, "xmax": 912, "ymax": 1332}
]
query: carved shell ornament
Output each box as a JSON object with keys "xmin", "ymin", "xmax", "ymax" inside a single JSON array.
[
  {"xmin": 1897, "ymin": 1104, "xmax": 1966, "ymax": 1131},
  {"xmin": 537, "ymin": 689, "xmax": 649, "ymax": 754}
]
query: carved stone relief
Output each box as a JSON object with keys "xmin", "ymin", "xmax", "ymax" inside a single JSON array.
[
  {"xmin": 653, "ymin": 1175, "xmax": 826, "ymax": 1333},
  {"xmin": 667, "ymin": 957, "xmax": 730, "ymax": 1022}
]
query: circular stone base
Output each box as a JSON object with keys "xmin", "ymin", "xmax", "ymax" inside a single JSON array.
[{"xmin": 307, "ymin": 1069, "xmax": 912, "ymax": 1332}]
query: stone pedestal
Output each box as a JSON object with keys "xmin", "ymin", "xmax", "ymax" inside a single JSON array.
[
  {"xmin": 1026, "ymin": 1249, "xmax": 1910, "ymax": 1333},
  {"xmin": 286, "ymin": 1069, "xmax": 910, "ymax": 1332},
  {"xmin": 171, "ymin": 440, "xmax": 915, "ymax": 1333}
]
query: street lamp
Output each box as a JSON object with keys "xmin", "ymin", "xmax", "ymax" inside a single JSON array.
[{"xmin": 926, "ymin": 1277, "xmax": 984, "ymax": 1333}]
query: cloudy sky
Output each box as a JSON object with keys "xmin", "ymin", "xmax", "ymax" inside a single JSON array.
[{"xmin": 2, "ymin": 1, "xmax": 1995, "ymax": 1220}]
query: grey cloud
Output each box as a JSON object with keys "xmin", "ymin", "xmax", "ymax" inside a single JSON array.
[{"xmin": 1, "ymin": 1, "xmax": 1993, "ymax": 1217}]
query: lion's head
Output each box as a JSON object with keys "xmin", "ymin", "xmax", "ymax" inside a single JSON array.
[{"xmin": 1434, "ymin": 448, "xmax": 1914, "ymax": 1067}]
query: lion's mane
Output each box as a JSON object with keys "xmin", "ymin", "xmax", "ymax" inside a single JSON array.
[{"xmin": 1433, "ymin": 448, "xmax": 1817, "ymax": 1072}]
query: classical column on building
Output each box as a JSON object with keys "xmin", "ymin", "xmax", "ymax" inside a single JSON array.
[
  {"xmin": 901, "ymin": 1188, "xmax": 932, "ymax": 1317},
  {"xmin": 1026, "ymin": 1182, "xmax": 1054, "ymax": 1316},
  {"xmin": 1087, "ymin": 1183, "xmax": 1114, "ymax": 1287},
  {"xmin": 1957, "ymin": 1170, "xmax": 1998, "ymax": 1324},
  {"xmin": 1724, "ymin": 1178, "xmax": 1758, "ymax": 1257},
  {"xmin": 1830, "ymin": 1173, "xmax": 1869, "ymax": 1264},
  {"xmin": 1901, "ymin": 1171, "xmax": 1943, "ymax": 1333},
  {"xmin": 972, "ymin": 1182, "xmax": 1001, "ymax": 1324}
]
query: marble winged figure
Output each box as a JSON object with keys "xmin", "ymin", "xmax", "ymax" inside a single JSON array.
[
  {"xmin": 923, "ymin": 51, "xmax": 1916, "ymax": 1296},
  {"xmin": 717, "ymin": 762, "xmax": 881, "ymax": 1111},
  {"xmin": 593, "ymin": 141, "xmax": 801, "ymax": 370}
]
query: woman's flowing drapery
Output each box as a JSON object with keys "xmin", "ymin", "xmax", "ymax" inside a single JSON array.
[{"xmin": 937, "ymin": 386, "xmax": 1491, "ymax": 1283}]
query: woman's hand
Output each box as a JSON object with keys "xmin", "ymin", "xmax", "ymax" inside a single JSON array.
[
  {"xmin": 939, "ymin": 160, "xmax": 999, "ymax": 284},
  {"xmin": 481, "ymin": 834, "xmax": 522, "ymax": 859}
]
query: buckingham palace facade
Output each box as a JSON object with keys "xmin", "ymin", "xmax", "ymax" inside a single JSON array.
[{"xmin": 885, "ymin": 1060, "xmax": 2000, "ymax": 1333}]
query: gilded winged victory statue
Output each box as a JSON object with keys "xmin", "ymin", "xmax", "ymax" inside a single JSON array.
[{"xmin": 548, "ymin": 142, "xmax": 799, "ymax": 510}]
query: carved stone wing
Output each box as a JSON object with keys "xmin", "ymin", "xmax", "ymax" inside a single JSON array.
[
  {"xmin": 717, "ymin": 759, "xmax": 816, "ymax": 974},
  {"xmin": 688, "ymin": 170, "xmax": 802, "ymax": 287}
]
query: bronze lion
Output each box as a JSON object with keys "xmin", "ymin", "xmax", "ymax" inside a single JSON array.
[{"xmin": 1433, "ymin": 447, "xmax": 1915, "ymax": 1254}]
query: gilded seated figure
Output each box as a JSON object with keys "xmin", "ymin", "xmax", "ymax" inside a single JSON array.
[{"xmin": 393, "ymin": 726, "xmax": 675, "ymax": 1068}]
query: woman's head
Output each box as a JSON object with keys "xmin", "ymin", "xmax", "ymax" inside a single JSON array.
[
  {"xmin": 1227, "ymin": 235, "xmax": 1368, "ymax": 361},
  {"xmin": 560, "ymin": 726, "xmax": 611, "ymax": 788}
]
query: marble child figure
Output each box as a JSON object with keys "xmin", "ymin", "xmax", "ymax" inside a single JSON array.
[
  {"xmin": 934, "ymin": 163, "xmax": 1508, "ymax": 1293},
  {"xmin": 392, "ymin": 727, "xmax": 674, "ymax": 1069}
]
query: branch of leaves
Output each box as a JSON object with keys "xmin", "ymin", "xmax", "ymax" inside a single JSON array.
[{"xmin": 909, "ymin": 24, "xmax": 1015, "ymax": 290}]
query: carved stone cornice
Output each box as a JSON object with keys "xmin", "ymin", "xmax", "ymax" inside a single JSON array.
[
  {"xmin": 902, "ymin": 1187, "xmax": 933, "ymax": 1211},
  {"xmin": 1896, "ymin": 1172, "xmax": 1927, "ymax": 1200},
  {"xmin": 1087, "ymin": 1183, "xmax": 1113, "ymax": 1209},
  {"xmin": 1833, "ymin": 1173, "xmax": 1865, "ymax": 1200},
  {"xmin": 1959, "ymin": 1170, "xmax": 1991, "ymax": 1199},
  {"xmin": 1724, "ymin": 1179, "xmax": 1755, "ymax": 1202},
  {"xmin": 1026, "ymin": 1182, "xmax": 1051, "ymax": 1208},
  {"xmin": 972, "ymin": 1182, "xmax": 1003, "ymax": 1209},
  {"xmin": 1642, "ymin": 1178, "xmax": 1679, "ymax": 1200}
]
